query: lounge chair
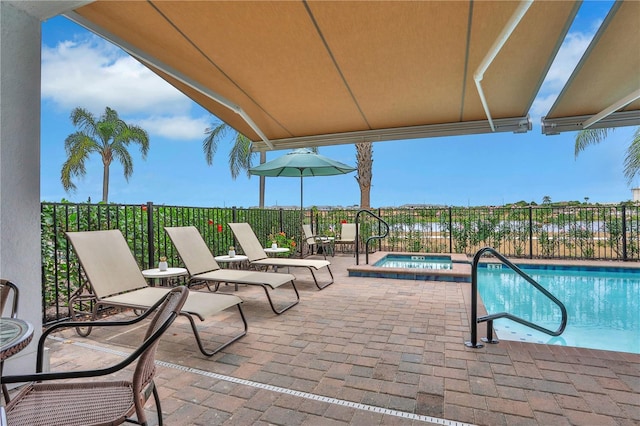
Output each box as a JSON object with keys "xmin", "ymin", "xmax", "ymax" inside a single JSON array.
[
  {"xmin": 228, "ymin": 223, "xmax": 334, "ymax": 290},
  {"xmin": 302, "ymin": 224, "xmax": 333, "ymax": 259},
  {"xmin": 65, "ymin": 230, "xmax": 247, "ymax": 357},
  {"xmin": 164, "ymin": 226, "xmax": 299, "ymax": 314},
  {"xmin": 335, "ymin": 223, "xmax": 359, "ymax": 254},
  {"xmin": 2, "ymin": 287, "xmax": 188, "ymax": 426}
]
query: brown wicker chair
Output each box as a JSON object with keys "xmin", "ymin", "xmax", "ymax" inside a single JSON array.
[
  {"xmin": 1, "ymin": 286, "xmax": 188, "ymax": 426},
  {"xmin": 1, "ymin": 279, "xmax": 19, "ymax": 403}
]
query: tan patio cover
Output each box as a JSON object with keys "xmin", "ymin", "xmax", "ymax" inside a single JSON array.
[
  {"xmin": 542, "ymin": 1, "xmax": 640, "ymax": 134},
  {"xmin": 66, "ymin": 1, "xmax": 580, "ymax": 150}
]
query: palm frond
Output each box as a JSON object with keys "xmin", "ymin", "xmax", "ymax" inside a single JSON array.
[
  {"xmin": 574, "ymin": 128, "xmax": 611, "ymax": 157},
  {"xmin": 229, "ymin": 134, "xmax": 255, "ymax": 179},
  {"xmin": 623, "ymin": 128, "xmax": 640, "ymax": 185},
  {"xmin": 202, "ymin": 122, "xmax": 228, "ymax": 165},
  {"xmin": 112, "ymin": 145, "xmax": 134, "ymax": 180}
]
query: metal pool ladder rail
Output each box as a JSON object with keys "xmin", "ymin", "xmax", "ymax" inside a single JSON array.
[
  {"xmin": 465, "ymin": 247, "xmax": 567, "ymax": 349},
  {"xmin": 355, "ymin": 209, "xmax": 389, "ymax": 265}
]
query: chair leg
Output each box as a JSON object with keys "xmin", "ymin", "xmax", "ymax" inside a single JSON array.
[
  {"xmin": 180, "ymin": 304, "xmax": 248, "ymax": 357},
  {"xmin": 1, "ymin": 362, "xmax": 9, "ymax": 403},
  {"xmin": 308, "ymin": 266, "xmax": 334, "ymax": 290},
  {"xmin": 152, "ymin": 382, "xmax": 163, "ymax": 426},
  {"xmin": 261, "ymin": 282, "xmax": 299, "ymax": 314}
]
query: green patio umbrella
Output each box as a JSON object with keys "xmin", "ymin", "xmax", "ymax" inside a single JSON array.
[{"xmin": 249, "ymin": 148, "xmax": 356, "ymax": 247}]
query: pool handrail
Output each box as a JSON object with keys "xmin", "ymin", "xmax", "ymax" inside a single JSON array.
[
  {"xmin": 354, "ymin": 209, "xmax": 390, "ymax": 265},
  {"xmin": 465, "ymin": 246, "xmax": 568, "ymax": 349}
]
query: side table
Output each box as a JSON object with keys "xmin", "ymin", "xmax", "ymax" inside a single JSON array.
[
  {"xmin": 214, "ymin": 255, "xmax": 249, "ymax": 269},
  {"xmin": 263, "ymin": 247, "xmax": 290, "ymax": 256},
  {"xmin": 141, "ymin": 267, "xmax": 188, "ymax": 287}
]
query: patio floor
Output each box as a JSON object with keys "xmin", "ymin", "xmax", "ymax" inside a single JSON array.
[{"xmin": 23, "ymin": 254, "xmax": 640, "ymax": 425}]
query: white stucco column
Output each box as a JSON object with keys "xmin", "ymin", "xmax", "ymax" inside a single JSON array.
[{"xmin": 0, "ymin": 1, "xmax": 44, "ymax": 374}]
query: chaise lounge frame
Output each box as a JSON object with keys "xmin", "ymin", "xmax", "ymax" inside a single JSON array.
[
  {"xmin": 66, "ymin": 229, "xmax": 247, "ymax": 357},
  {"xmin": 228, "ymin": 222, "xmax": 334, "ymax": 290},
  {"xmin": 165, "ymin": 226, "xmax": 300, "ymax": 314}
]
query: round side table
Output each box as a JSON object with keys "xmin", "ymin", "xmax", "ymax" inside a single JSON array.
[{"xmin": 141, "ymin": 267, "xmax": 188, "ymax": 287}]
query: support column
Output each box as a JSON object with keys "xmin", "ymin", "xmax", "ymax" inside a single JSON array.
[{"xmin": 0, "ymin": 1, "xmax": 43, "ymax": 375}]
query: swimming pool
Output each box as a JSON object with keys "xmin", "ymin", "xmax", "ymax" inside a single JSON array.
[{"xmin": 478, "ymin": 263, "xmax": 640, "ymax": 354}]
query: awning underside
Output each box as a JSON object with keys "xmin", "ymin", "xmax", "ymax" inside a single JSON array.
[
  {"xmin": 66, "ymin": 1, "xmax": 588, "ymax": 150},
  {"xmin": 542, "ymin": 1, "xmax": 640, "ymax": 135}
]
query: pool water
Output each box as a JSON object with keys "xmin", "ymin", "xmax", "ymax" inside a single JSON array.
[
  {"xmin": 374, "ymin": 254, "xmax": 453, "ymax": 270},
  {"xmin": 478, "ymin": 264, "xmax": 640, "ymax": 354}
]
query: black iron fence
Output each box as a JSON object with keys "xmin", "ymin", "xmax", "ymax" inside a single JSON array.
[{"xmin": 41, "ymin": 202, "xmax": 640, "ymax": 324}]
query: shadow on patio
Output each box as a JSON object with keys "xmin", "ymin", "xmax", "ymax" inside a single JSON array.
[{"xmin": 22, "ymin": 254, "xmax": 640, "ymax": 425}]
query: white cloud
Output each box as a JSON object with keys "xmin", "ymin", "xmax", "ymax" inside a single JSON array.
[
  {"xmin": 134, "ymin": 115, "xmax": 211, "ymax": 141},
  {"xmin": 530, "ymin": 29, "xmax": 596, "ymax": 124},
  {"xmin": 41, "ymin": 36, "xmax": 193, "ymax": 117},
  {"xmin": 541, "ymin": 31, "xmax": 594, "ymax": 94}
]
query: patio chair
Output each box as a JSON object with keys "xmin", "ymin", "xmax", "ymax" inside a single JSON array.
[
  {"xmin": 164, "ymin": 226, "xmax": 299, "ymax": 314},
  {"xmin": 1, "ymin": 287, "xmax": 187, "ymax": 426},
  {"xmin": 228, "ymin": 223, "xmax": 334, "ymax": 290},
  {"xmin": 65, "ymin": 230, "xmax": 247, "ymax": 357},
  {"xmin": 302, "ymin": 224, "xmax": 333, "ymax": 259},
  {"xmin": 335, "ymin": 223, "xmax": 359, "ymax": 254},
  {"xmin": 1, "ymin": 279, "xmax": 19, "ymax": 402}
]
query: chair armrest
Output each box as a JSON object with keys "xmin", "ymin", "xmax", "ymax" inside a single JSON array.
[
  {"xmin": 2, "ymin": 309, "xmax": 177, "ymax": 385},
  {"xmin": 33, "ymin": 296, "xmax": 165, "ymax": 371}
]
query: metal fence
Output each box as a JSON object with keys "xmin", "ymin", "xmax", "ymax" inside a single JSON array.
[{"xmin": 41, "ymin": 202, "xmax": 640, "ymax": 324}]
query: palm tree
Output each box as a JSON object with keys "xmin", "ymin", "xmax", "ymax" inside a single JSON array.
[
  {"xmin": 355, "ymin": 141, "xmax": 373, "ymax": 208},
  {"xmin": 575, "ymin": 127, "xmax": 640, "ymax": 185},
  {"xmin": 202, "ymin": 121, "xmax": 266, "ymax": 206},
  {"xmin": 61, "ymin": 107, "xmax": 149, "ymax": 203}
]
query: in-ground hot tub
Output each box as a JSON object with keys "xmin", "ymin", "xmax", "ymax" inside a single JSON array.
[{"xmin": 347, "ymin": 252, "xmax": 471, "ymax": 282}]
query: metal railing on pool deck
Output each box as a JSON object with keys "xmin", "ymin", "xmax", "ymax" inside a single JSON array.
[
  {"xmin": 355, "ymin": 209, "xmax": 389, "ymax": 264},
  {"xmin": 465, "ymin": 247, "xmax": 568, "ymax": 349}
]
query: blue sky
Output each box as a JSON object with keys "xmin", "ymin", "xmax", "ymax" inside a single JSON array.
[{"xmin": 40, "ymin": 1, "xmax": 635, "ymax": 208}]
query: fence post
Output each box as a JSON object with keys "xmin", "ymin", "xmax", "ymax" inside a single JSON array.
[
  {"xmin": 528, "ymin": 206, "xmax": 533, "ymax": 259},
  {"xmin": 378, "ymin": 208, "xmax": 382, "ymax": 251},
  {"xmin": 448, "ymin": 207, "xmax": 453, "ymax": 253},
  {"xmin": 279, "ymin": 208, "xmax": 284, "ymax": 231},
  {"xmin": 146, "ymin": 201, "xmax": 154, "ymax": 269},
  {"xmin": 622, "ymin": 205, "xmax": 627, "ymax": 261},
  {"xmin": 232, "ymin": 206, "xmax": 237, "ymax": 222}
]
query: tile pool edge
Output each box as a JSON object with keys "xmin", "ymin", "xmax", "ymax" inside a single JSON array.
[{"xmin": 347, "ymin": 252, "xmax": 471, "ymax": 282}]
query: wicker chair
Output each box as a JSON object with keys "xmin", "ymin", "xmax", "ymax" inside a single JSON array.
[
  {"xmin": 0, "ymin": 279, "xmax": 19, "ymax": 403},
  {"xmin": 1, "ymin": 286, "xmax": 188, "ymax": 426}
]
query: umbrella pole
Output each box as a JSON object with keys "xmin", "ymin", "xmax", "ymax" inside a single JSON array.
[{"xmin": 300, "ymin": 175, "xmax": 303, "ymax": 258}]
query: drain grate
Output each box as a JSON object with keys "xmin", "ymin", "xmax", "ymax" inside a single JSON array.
[{"xmin": 50, "ymin": 336, "xmax": 475, "ymax": 426}]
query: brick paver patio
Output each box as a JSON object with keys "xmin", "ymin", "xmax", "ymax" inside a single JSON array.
[{"xmin": 12, "ymin": 254, "xmax": 640, "ymax": 425}]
